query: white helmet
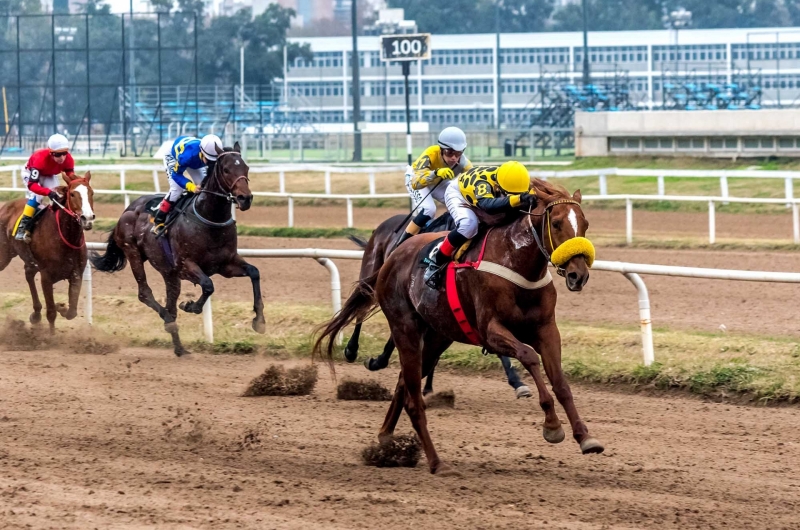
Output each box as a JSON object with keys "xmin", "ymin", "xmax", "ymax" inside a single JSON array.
[
  {"xmin": 200, "ymin": 134, "xmax": 223, "ymax": 161},
  {"xmin": 48, "ymin": 133, "xmax": 69, "ymax": 152},
  {"xmin": 438, "ymin": 127, "xmax": 467, "ymax": 152}
]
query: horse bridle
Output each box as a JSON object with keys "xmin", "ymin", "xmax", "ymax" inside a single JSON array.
[
  {"xmin": 50, "ymin": 178, "xmax": 90, "ymax": 250},
  {"xmin": 199, "ymin": 151, "xmax": 250, "ymax": 204},
  {"xmin": 525, "ymin": 198, "xmax": 583, "ymax": 277}
]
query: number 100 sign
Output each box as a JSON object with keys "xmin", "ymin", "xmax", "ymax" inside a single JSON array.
[{"xmin": 380, "ymin": 34, "xmax": 431, "ymax": 62}]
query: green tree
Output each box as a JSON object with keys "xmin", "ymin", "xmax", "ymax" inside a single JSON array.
[
  {"xmin": 388, "ymin": 0, "xmax": 492, "ymax": 34},
  {"xmin": 552, "ymin": 0, "xmax": 662, "ymax": 31}
]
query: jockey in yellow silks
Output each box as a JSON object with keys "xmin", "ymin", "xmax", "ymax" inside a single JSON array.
[
  {"xmin": 423, "ymin": 161, "xmax": 536, "ymax": 288},
  {"xmin": 395, "ymin": 127, "xmax": 473, "ymax": 248}
]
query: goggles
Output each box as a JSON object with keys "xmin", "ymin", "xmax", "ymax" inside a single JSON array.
[{"xmin": 441, "ymin": 148, "xmax": 463, "ymax": 158}]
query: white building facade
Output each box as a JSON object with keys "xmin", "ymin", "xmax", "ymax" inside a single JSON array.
[{"xmin": 285, "ymin": 27, "xmax": 800, "ymax": 129}]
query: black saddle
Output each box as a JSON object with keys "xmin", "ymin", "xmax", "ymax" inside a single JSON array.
[{"xmin": 146, "ymin": 193, "xmax": 196, "ymax": 228}]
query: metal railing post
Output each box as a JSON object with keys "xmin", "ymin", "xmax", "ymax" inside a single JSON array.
[
  {"xmin": 786, "ymin": 177, "xmax": 794, "ymax": 208},
  {"xmin": 83, "ymin": 262, "xmax": 93, "ymax": 325},
  {"xmin": 626, "ymin": 198, "xmax": 633, "ymax": 245},
  {"xmin": 347, "ymin": 198, "xmax": 353, "ymax": 228},
  {"xmin": 657, "ymin": 175, "xmax": 665, "ymax": 196},
  {"xmin": 623, "ymin": 272, "xmax": 654, "ymax": 366},
  {"xmin": 202, "ymin": 297, "xmax": 213, "ymax": 343},
  {"xmin": 287, "ymin": 196, "xmax": 294, "ymax": 227},
  {"xmin": 279, "ymin": 171, "xmax": 285, "ymax": 193},
  {"xmin": 316, "ymin": 257, "xmax": 342, "ymax": 345},
  {"xmin": 324, "ymin": 170, "xmax": 331, "ymax": 194},
  {"xmin": 598, "ymin": 173, "xmax": 607, "ymax": 196},
  {"xmin": 152, "ymin": 169, "xmax": 161, "ymax": 193},
  {"xmin": 369, "ymin": 172, "xmax": 376, "ymax": 195},
  {"xmin": 708, "ymin": 200, "xmax": 716, "ymax": 244},
  {"xmin": 793, "ymin": 203, "xmax": 799, "ymax": 244},
  {"xmin": 720, "ymin": 175, "xmax": 729, "ymax": 205}
]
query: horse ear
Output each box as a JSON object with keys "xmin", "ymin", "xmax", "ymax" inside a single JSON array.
[
  {"xmin": 61, "ymin": 172, "xmax": 74, "ymax": 185},
  {"xmin": 215, "ymin": 144, "xmax": 223, "ymax": 155},
  {"xmin": 83, "ymin": 171, "xmax": 92, "ymax": 183},
  {"xmin": 233, "ymin": 141, "xmax": 241, "ymax": 153},
  {"xmin": 573, "ymin": 189, "xmax": 582, "ymax": 203}
]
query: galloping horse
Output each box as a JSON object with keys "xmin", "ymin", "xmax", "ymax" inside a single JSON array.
[
  {"xmin": 315, "ymin": 179, "xmax": 603, "ymax": 475},
  {"xmin": 90, "ymin": 143, "xmax": 265, "ymax": 356},
  {"xmin": 0, "ymin": 172, "xmax": 95, "ymax": 329}
]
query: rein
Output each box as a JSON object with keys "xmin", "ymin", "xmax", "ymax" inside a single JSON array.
[{"xmin": 50, "ymin": 183, "xmax": 87, "ymax": 250}]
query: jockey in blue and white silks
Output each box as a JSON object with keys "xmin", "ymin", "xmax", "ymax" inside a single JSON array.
[{"xmin": 151, "ymin": 134, "xmax": 223, "ymax": 236}]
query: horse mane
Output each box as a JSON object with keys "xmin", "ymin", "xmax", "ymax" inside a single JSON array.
[{"xmin": 472, "ymin": 178, "xmax": 573, "ymax": 227}]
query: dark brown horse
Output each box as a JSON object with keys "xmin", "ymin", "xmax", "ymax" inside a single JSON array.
[
  {"xmin": 90, "ymin": 143, "xmax": 265, "ymax": 356},
  {"xmin": 315, "ymin": 179, "xmax": 603, "ymax": 474},
  {"xmin": 0, "ymin": 172, "xmax": 95, "ymax": 329}
]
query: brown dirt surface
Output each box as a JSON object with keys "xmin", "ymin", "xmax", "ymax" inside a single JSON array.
[{"xmin": 1, "ymin": 351, "xmax": 799, "ymax": 529}]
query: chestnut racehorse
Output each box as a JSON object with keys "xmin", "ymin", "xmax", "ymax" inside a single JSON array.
[
  {"xmin": 315, "ymin": 179, "xmax": 603, "ymax": 475},
  {"xmin": 0, "ymin": 172, "xmax": 95, "ymax": 329}
]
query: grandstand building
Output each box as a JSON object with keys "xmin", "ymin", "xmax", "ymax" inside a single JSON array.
[{"xmin": 285, "ymin": 27, "xmax": 800, "ymax": 129}]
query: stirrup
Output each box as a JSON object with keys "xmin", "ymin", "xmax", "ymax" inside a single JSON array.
[
  {"xmin": 151, "ymin": 223, "xmax": 167, "ymax": 237},
  {"xmin": 424, "ymin": 263, "xmax": 445, "ymax": 289},
  {"xmin": 15, "ymin": 229, "xmax": 31, "ymax": 243}
]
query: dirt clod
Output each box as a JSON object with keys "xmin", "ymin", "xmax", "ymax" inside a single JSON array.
[
  {"xmin": 361, "ymin": 434, "xmax": 421, "ymax": 468},
  {"xmin": 336, "ymin": 379, "xmax": 392, "ymax": 401},
  {"xmin": 242, "ymin": 365, "xmax": 318, "ymax": 397},
  {"xmin": 424, "ymin": 390, "xmax": 455, "ymax": 409}
]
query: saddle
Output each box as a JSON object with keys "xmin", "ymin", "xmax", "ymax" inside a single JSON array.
[
  {"xmin": 11, "ymin": 204, "xmax": 50, "ymax": 238},
  {"xmin": 146, "ymin": 193, "xmax": 196, "ymax": 230}
]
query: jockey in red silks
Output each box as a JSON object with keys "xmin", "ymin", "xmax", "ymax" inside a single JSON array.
[{"xmin": 15, "ymin": 134, "xmax": 76, "ymax": 243}]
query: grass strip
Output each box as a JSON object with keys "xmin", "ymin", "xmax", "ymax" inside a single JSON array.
[{"xmin": 1, "ymin": 292, "xmax": 798, "ymax": 404}]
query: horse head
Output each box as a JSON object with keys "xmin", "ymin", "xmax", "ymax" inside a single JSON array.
[
  {"xmin": 212, "ymin": 142, "xmax": 253, "ymax": 211},
  {"xmin": 62, "ymin": 171, "xmax": 95, "ymax": 231},
  {"xmin": 531, "ymin": 179, "xmax": 594, "ymax": 292}
]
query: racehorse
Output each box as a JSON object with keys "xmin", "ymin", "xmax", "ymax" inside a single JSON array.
[
  {"xmin": 90, "ymin": 143, "xmax": 265, "ymax": 356},
  {"xmin": 315, "ymin": 179, "xmax": 603, "ymax": 475},
  {"xmin": 0, "ymin": 172, "xmax": 95, "ymax": 329}
]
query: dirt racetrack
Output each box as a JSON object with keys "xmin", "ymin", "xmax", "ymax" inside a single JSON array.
[{"xmin": 1, "ymin": 351, "xmax": 799, "ymax": 529}]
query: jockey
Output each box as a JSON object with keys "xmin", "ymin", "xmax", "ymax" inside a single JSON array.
[
  {"xmin": 424, "ymin": 161, "xmax": 537, "ymax": 288},
  {"xmin": 15, "ymin": 134, "xmax": 76, "ymax": 243},
  {"xmin": 395, "ymin": 127, "xmax": 472, "ymax": 249},
  {"xmin": 151, "ymin": 134, "xmax": 223, "ymax": 236}
]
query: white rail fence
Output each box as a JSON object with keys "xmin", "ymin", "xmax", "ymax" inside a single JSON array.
[
  {"xmin": 4, "ymin": 164, "xmax": 800, "ymax": 241},
  {"xmin": 81, "ymin": 244, "xmax": 800, "ymax": 366}
]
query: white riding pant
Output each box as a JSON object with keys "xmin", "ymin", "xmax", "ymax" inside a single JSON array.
[
  {"xmin": 404, "ymin": 165, "xmax": 448, "ymax": 221},
  {"xmin": 163, "ymin": 157, "xmax": 206, "ymax": 202},
  {"xmin": 443, "ymin": 180, "xmax": 479, "ymax": 239},
  {"xmin": 22, "ymin": 169, "xmax": 58, "ymax": 207}
]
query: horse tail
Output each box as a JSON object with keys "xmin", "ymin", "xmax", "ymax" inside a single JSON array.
[
  {"xmin": 313, "ymin": 270, "xmax": 380, "ymax": 364},
  {"xmin": 347, "ymin": 234, "xmax": 369, "ymax": 249},
  {"xmin": 90, "ymin": 232, "xmax": 127, "ymax": 273}
]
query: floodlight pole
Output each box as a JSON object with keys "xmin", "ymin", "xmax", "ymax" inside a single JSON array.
[
  {"xmin": 402, "ymin": 61, "xmax": 412, "ymax": 165},
  {"xmin": 351, "ymin": 0, "xmax": 362, "ymax": 162},
  {"xmin": 581, "ymin": 0, "xmax": 590, "ymax": 85}
]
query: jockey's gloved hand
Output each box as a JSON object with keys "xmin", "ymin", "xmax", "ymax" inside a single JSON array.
[
  {"xmin": 47, "ymin": 190, "xmax": 62, "ymax": 204},
  {"xmin": 436, "ymin": 167, "xmax": 455, "ymax": 180},
  {"xmin": 185, "ymin": 182, "xmax": 198, "ymax": 193},
  {"xmin": 518, "ymin": 191, "xmax": 537, "ymax": 208}
]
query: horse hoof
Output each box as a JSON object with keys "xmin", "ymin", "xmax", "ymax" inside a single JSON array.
[
  {"xmin": 174, "ymin": 347, "xmax": 191, "ymax": 357},
  {"xmin": 377, "ymin": 433, "xmax": 394, "ymax": 444},
  {"xmin": 344, "ymin": 345, "xmax": 358, "ymax": 363},
  {"xmin": 164, "ymin": 321, "xmax": 179, "ymax": 334},
  {"xmin": 365, "ymin": 357, "xmax": 387, "ymax": 372},
  {"xmin": 433, "ymin": 463, "xmax": 461, "ymax": 477},
  {"xmin": 580, "ymin": 437, "xmax": 605, "ymax": 454},
  {"xmin": 252, "ymin": 318, "xmax": 266, "ymax": 334},
  {"xmin": 179, "ymin": 301, "xmax": 201, "ymax": 314},
  {"xmin": 29, "ymin": 312, "xmax": 41, "ymax": 325},
  {"xmin": 543, "ymin": 426, "xmax": 566, "ymax": 444}
]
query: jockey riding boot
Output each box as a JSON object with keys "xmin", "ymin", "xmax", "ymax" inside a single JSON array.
[
  {"xmin": 14, "ymin": 203, "xmax": 37, "ymax": 243},
  {"xmin": 150, "ymin": 199, "xmax": 174, "ymax": 237},
  {"xmin": 424, "ymin": 230, "xmax": 468, "ymax": 289},
  {"xmin": 393, "ymin": 212, "xmax": 431, "ymax": 252}
]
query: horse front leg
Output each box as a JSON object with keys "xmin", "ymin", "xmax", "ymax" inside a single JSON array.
[
  {"xmin": 220, "ymin": 256, "xmax": 265, "ymax": 334},
  {"xmin": 531, "ymin": 320, "xmax": 604, "ymax": 454},
  {"xmin": 484, "ymin": 319, "xmax": 564, "ymax": 444},
  {"xmin": 178, "ymin": 260, "xmax": 214, "ymax": 315},
  {"xmin": 24, "ymin": 264, "xmax": 42, "ymax": 325},
  {"xmin": 56, "ymin": 268, "xmax": 83, "ymax": 320},
  {"xmin": 39, "ymin": 273, "xmax": 58, "ymax": 332}
]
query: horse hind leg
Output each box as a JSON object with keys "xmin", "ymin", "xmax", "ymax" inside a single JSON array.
[
  {"xmin": 365, "ymin": 336, "xmax": 395, "ymax": 371},
  {"xmin": 344, "ymin": 321, "xmax": 362, "ymax": 362}
]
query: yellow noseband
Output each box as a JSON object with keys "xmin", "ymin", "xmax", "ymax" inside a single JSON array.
[{"xmin": 550, "ymin": 237, "xmax": 595, "ymax": 268}]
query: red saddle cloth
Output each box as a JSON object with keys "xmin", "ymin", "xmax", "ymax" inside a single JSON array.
[{"xmin": 444, "ymin": 230, "xmax": 491, "ymax": 346}]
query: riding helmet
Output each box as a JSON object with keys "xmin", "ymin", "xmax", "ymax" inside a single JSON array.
[
  {"xmin": 200, "ymin": 134, "xmax": 223, "ymax": 161},
  {"xmin": 47, "ymin": 133, "xmax": 69, "ymax": 153},
  {"xmin": 437, "ymin": 127, "xmax": 467, "ymax": 152},
  {"xmin": 496, "ymin": 161, "xmax": 530, "ymax": 194}
]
